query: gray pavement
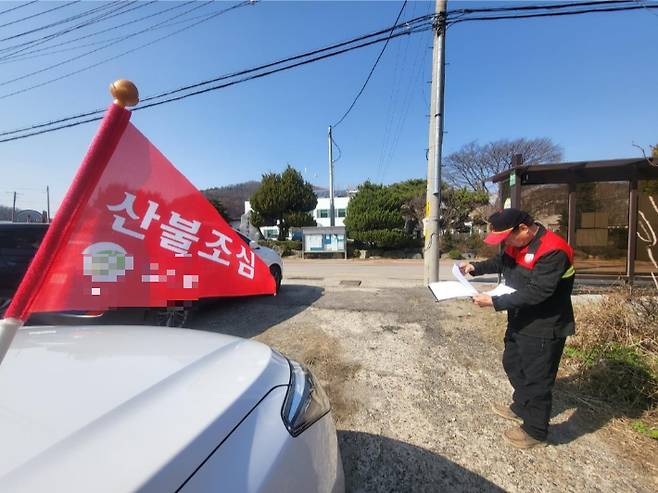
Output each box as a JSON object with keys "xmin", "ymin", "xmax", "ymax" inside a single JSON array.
[{"xmin": 282, "ymin": 258, "xmax": 500, "ymax": 288}]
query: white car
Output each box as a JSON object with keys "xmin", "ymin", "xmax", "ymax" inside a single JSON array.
[
  {"xmin": 234, "ymin": 230, "xmax": 283, "ymax": 294},
  {"xmin": 0, "ymin": 324, "xmax": 344, "ymax": 492}
]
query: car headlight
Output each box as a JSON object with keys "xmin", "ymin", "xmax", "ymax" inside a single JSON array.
[{"xmin": 281, "ymin": 359, "xmax": 331, "ymax": 437}]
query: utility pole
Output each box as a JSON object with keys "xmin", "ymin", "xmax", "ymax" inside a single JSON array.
[
  {"xmin": 328, "ymin": 125, "xmax": 335, "ymax": 227},
  {"xmin": 46, "ymin": 186, "xmax": 51, "ymax": 222},
  {"xmin": 424, "ymin": 0, "xmax": 447, "ymax": 285},
  {"xmin": 11, "ymin": 191, "xmax": 16, "ymax": 222}
]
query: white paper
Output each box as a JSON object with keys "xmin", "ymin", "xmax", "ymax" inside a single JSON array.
[
  {"xmin": 486, "ymin": 284, "xmax": 516, "ymax": 297},
  {"xmin": 429, "ymin": 281, "xmax": 477, "ymax": 301},
  {"xmin": 427, "ymin": 264, "xmax": 517, "ymax": 302},
  {"xmin": 452, "ymin": 263, "xmax": 475, "ymax": 291}
]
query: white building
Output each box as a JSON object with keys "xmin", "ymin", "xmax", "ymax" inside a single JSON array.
[
  {"xmin": 312, "ymin": 196, "xmax": 350, "ymax": 227},
  {"xmin": 244, "ymin": 196, "xmax": 351, "ymax": 239}
]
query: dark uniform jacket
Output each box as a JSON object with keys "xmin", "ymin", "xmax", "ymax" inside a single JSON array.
[{"xmin": 472, "ymin": 225, "xmax": 575, "ymax": 339}]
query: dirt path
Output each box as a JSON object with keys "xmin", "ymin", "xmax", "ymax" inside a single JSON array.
[{"xmin": 191, "ymin": 284, "xmax": 657, "ymax": 492}]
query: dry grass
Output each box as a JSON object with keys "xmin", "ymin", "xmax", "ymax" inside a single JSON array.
[
  {"xmin": 572, "ymin": 286, "xmax": 658, "ymax": 354},
  {"xmin": 567, "ymin": 286, "xmax": 658, "ymax": 439}
]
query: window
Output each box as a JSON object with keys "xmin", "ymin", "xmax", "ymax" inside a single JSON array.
[
  {"xmin": 520, "ymin": 184, "xmax": 569, "ymax": 240},
  {"xmin": 636, "ymin": 179, "xmax": 658, "ymax": 275},
  {"xmin": 574, "ymin": 181, "xmax": 628, "ymax": 275},
  {"xmin": 317, "ymin": 209, "xmax": 329, "ymax": 218},
  {"xmin": 336, "ymin": 209, "xmax": 346, "ymax": 218}
]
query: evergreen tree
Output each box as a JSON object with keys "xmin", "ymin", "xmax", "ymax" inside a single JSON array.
[
  {"xmin": 250, "ymin": 166, "xmax": 317, "ymax": 240},
  {"xmin": 206, "ymin": 197, "xmax": 230, "ymax": 222}
]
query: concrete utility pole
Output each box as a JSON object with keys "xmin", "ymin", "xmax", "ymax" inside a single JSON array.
[
  {"xmin": 328, "ymin": 125, "xmax": 335, "ymax": 227},
  {"xmin": 424, "ymin": 0, "xmax": 447, "ymax": 285},
  {"xmin": 11, "ymin": 191, "xmax": 16, "ymax": 222},
  {"xmin": 46, "ymin": 186, "xmax": 51, "ymax": 222}
]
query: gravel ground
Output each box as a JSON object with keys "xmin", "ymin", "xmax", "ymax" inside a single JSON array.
[{"xmin": 190, "ymin": 283, "xmax": 657, "ymax": 493}]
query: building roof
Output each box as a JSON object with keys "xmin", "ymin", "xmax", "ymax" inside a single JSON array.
[{"xmin": 488, "ymin": 157, "xmax": 658, "ymax": 185}]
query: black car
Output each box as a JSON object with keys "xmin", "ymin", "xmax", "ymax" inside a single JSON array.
[
  {"xmin": 0, "ymin": 223, "xmax": 275, "ymax": 327},
  {"xmin": 0, "ymin": 223, "xmax": 196, "ymax": 327},
  {"xmin": 0, "ymin": 223, "xmax": 48, "ymax": 310}
]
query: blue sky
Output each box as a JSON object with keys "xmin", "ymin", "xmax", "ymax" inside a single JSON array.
[{"xmin": 1, "ymin": 1, "xmax": 657, "ymax": 213}]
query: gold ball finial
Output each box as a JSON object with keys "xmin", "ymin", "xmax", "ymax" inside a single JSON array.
[{"xmin": 110, "ymin": 79, "xmax": 139, "ymax": 107}]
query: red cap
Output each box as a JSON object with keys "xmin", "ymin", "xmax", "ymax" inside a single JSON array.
[
  {"xmin": 483, "ymin": 208, "xmax": 533, "ymax": 245},
  {"xmin": 484, "ymin": 227, "xmax": 514, "ymax": 245}
]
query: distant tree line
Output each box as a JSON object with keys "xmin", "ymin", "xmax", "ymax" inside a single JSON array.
[
  {"xmin": 0, "ymin": 205, "xmax": 13, "ymax": 221},
  {"xmin": 203, "ymin": 136, "xmax": 564, "ymax": 251}
]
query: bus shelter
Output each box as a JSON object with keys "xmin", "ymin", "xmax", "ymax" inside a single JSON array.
[
  {"xmin": 489, "ymin": 156, "xmax": 658, "ymax": 282},
  {"xmin": 301, "ymin": 226, "xmax": 347, "ymax": 259}
]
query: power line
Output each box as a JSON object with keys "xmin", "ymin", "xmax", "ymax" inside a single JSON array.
[
  {"xmin": 0, "ymin": 1, "xmax": 210, "ymax": 89},
  {"xmin": 0, "ymin": 2, "xmax": 135, "ymax": 58},
  {"xmin": 448, "ymin": 1, "xmax": 636, "ymax": 15},
  {"xmin": 0, "ymin": 2, "xmax": 196, "ymax": 65},
  {"xmin": 378, "ymin": 1, "xmax": 432, "ymax": 183},
  {"xmin": 3, "ymin": 1, "xmax": 654, "ymax": 143},
  {"xmin": 141, "ymin": 13, "xmax": 431, "ymax": 103},
  {"xmin": 0, "ymin": 2, "xmax": 165, "ymax": 61},
  {"xmin": 134, "ymin": 25, "xmax": 433, "ymax": 111},
  {"xmin": 0, "ymin": 1, "xmax": 256, "ymax": 100},
  {"xmin": 380, "ymin": 15, "xmax": 429, "ymax": 182},
  {"xmin": 448, "ymin": 3, "xmax": 658, "ymax": 24},
  {"xmin": 0, "ymin": 1, "xmax": 80, "ymax": 30},
  {"xmin": 331, "ymin": 134, "xmax": 342, "ymax": 164},
  {"xmin": 0, "ymin": 12, "xmax": 434, "ymax": 139},
  {"xmin": 0, "ymin": 1, "xmax": 39, "ymax": 18},
  {"xmin": 332, "ymin": 0, "xmax": 408, "ymax": 128},
  {"xmin": 0, "ymin": 22, "xmax": 435, "ymax": 143},
  {"xmin": 635, "ymin": 0, "xmax": 658, "ymax": 19},
  {"xmin": 0, "ymin": 1, "xmax": 123, "ymax": 44}
]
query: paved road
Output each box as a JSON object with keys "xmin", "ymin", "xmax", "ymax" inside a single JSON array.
[{"xmin": 282, "ymin": 258, "xmax": 499, "ymax": 288}]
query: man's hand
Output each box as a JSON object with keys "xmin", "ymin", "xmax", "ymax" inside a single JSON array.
[
  {"xmin": 458, "ymin": 262, "xmax": 475, "ymax": 275},
  {"xmin": 472, "ymin": 294, "xmax": 493, "ymax": 308}
]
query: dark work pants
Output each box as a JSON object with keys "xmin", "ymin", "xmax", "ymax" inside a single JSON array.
[{"xmin": 502, "ymin": 330, "xmax": 566, "ymax": 441}]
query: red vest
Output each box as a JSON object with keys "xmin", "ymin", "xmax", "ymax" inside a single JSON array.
[{"xmin": 504, "ymin": 228, "xmax": 574, "ymax": 270}]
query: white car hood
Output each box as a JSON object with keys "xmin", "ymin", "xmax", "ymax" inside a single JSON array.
[{"xmin": 0, "ymin": 325, "xmax": 290, "ymax": 492}]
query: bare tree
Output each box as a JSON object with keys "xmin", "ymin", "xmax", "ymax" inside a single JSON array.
[{"xmin": 444, "ymin": 138, "xmax": 563, "ymax": 194}]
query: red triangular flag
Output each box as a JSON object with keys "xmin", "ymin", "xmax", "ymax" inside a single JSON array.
[{"xmin": 5, "ymin": 104, "xmax": 275, "ymax": 320}]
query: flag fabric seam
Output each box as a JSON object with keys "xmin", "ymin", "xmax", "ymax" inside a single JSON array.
[{"xmin": 5, "ymin": 103, "xmax": 130, "ymax": 321}]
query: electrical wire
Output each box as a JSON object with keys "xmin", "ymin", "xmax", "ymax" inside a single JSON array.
[
  {"xmin": 0, "ymin": 1, "xmax": 80, "ymax": 30},
  {"xmin": 0, "ymin": 1, "xmax": 137, "ymax": 58},
  {"xmin": 0, "ymin": 1, "xmax": 123, "ymax": 44},
  {"xmin": 3, "ymin": 1, "xmax": 653, "ymax": 143},
  {"xmin": 0, "ymin": 11, "xmax": 434, "ymax": 138},
  {"xmin": 331, "ymin": 134, "xmax": 342, "ymax": 164},
  {"xmin": 331, "ymin": 0, "xmax": 408, "ymax": 128},
  {"xmin": 140, "ymin": 14, "xmax": 431, "ymax": 103},
  {"xmin": 134, "ymin": 24, "xmax": 433, "ymax": 111},
  {"xmin": 0, "ymin": 1, "xmax": 165, "ymax": 61},
  {"xmin": 448, "ymin": 3, "xmax": 658, "ymax": 25},
  {"xmin": 0, "ymin": 1, "xmax": 253, "ymax": 99},
  {"xmin": 447, "ymin": 1, "xmax": 636, "ymax": 15},
  {"xmin": 379, "ymin": 17, "xmax": 429, "ymax": 182},
  {"xmin": 378, "ymin": 2, "xmax": 431, "ymax": 182},
  {"xmin": 0, "ymin": 22, "xmax": 435, "ymax": 143},
  {"xmin": 0, "ymin": 1, "xmax": 209, "ymax": 88},
  {"xmin": 635, "ymin": 0, "xmax": 658, "ymax": 19},
  {"xmin": 376, "ymin": 0, "xmax": 415, "ymax": 181},
  {"xmin": 0, "ymin": 1, "xmax": 39, "ymax": 18}
]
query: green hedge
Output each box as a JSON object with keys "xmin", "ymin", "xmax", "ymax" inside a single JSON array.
[
  {"xmin": 351, "ymin": 229, "xmax": 421, "ymax": 249},
  {"xmin": 258, "ymin": 239, "xmax": 302, "ymax": 256}
]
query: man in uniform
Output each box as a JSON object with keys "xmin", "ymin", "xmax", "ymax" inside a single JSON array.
[{"xmin": 460, "ymin": 208, "xmax": 575, "ymax": 449}]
